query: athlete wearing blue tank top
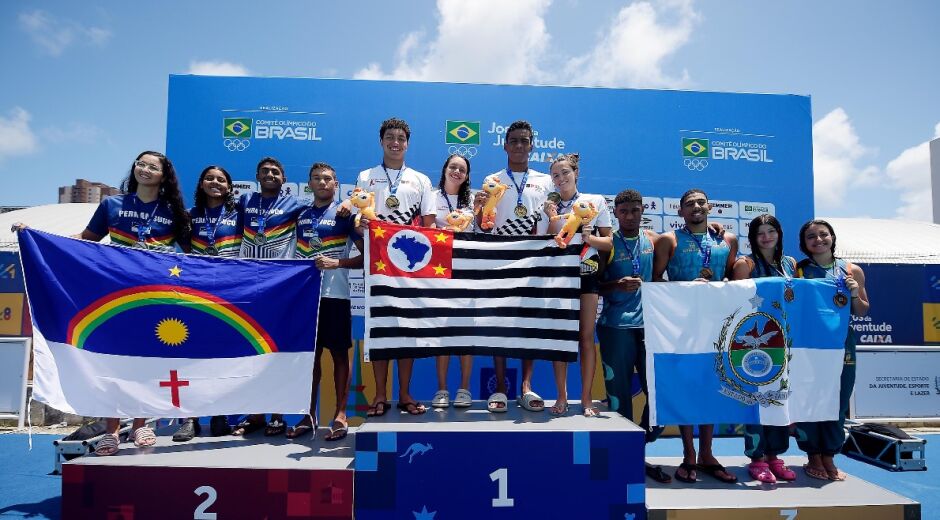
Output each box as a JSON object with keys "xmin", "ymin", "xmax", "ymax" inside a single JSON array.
[
  {"xmin": 652, "ymin": 188, "xmax": 739, "ymax": 485},
  {"xmin": 730, "ymin": 214, "xmax": 797, "ymax": 485},
  {"xmin": 793, "ymin": 219, "xmax": 869, "ymax": 482}
]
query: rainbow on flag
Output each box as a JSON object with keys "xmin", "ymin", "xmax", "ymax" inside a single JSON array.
[{"xmin": 18, "ymin": 229, "xmax": 320, "ymax": 418}]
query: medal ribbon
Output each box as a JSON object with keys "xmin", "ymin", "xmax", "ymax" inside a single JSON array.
[
  {"xmin": 616, "ymin": 230, "xmax": 642, "ymax": 275},
  {"xmin": 382, "ymin": 163, "xmax": 405, "ymax": 199},
  {"xmin": 505, "ymin": 168, "xmax": 529, "ymax": 211},
  {"xmin": 203, "ymin": 205, "xmax": 223, "ymax": 248},
  {"xmin": 256, "ymin": 194, "xmax": 278, "ymax": 237},
  {"xmin": 557, "ymin": 192, "xmax": 580, "ymax": 213},
  {"xmin": 133, "ymin": 195, "xmax": 162, "ymax": 244},
  {"xmin": 683, "ymin": 225, "xmax": 712, "ymax": 270}
]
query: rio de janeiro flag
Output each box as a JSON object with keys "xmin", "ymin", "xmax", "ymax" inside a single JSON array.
[{"xmin": 17, "ymin": 229, "xmax": 320, "ymax": 418}]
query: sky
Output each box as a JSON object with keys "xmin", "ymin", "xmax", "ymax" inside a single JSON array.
[{"xmin": 1, "ymin": 0, "xmax": 938, "ymax": 221}]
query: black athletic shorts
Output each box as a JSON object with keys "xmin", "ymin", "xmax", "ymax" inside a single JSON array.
[{"xmin": 316, "ymin": 297, "xmax": 353, "ymax": 351}]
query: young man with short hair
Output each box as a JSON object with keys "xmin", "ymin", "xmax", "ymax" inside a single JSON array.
[
  {"xmin": 652, "ymin": 188, "xmax": 738, "ymax": 484},
  {"xmin": 233, "ymin": 157, "xmax": 307, "ymax": 437},
  {"xmin": 481, "ymin": 120, "xmax": 553, "ymax": 413},
  {"xmin": 348, "ymin": 118, "xmax": 436, "ymax": 416},
  {"xmin": 287, "ymin": 162, "xmax": 363, "ymax": 441},
  {"xmin": 597, "ymin": 189, "xmax": 669, "ymax": 482}
]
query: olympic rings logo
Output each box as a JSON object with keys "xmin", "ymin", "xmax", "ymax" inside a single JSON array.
[
  {"xmin": 223, "ymin": 139, "xmax": 250, "ymax": 152},
  {"xmin": 448, "ymin": 145, "xmax": 478, "ymax": 159},
  {"xmin": 683, "ymin": 158, "xmax": 708, "ymax": 171}
]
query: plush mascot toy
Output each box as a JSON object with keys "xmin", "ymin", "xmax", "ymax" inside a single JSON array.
[
  {"xmin": 349, "ymin": 188, "xmax": 377, "ymax": 228},
  {"xmin": 476, "ymin": 174, "xmax": 508, "ymax": 231},
  {"xmin": 550, "ymin": 200, "xmax": 599, "ymax": 247},
  {"xmin": 444, "ymin": 210, "xmax": 474, "ymax": 232}
]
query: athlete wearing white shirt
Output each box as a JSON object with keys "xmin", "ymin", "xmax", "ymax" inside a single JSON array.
[
  {"xmin": 543, "ymin": 153, "xmax": 613, "ymax": 417},
  {"xmin": 340, "ymin": 118, "xmax": 435, "ymax": 417},
  {"xmin": 479, "ymin": 120, "xmax": 552, "ymax": 414}
]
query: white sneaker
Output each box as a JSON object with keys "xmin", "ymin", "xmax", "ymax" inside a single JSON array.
[
  {"xmin": 453, "ymin": 388, "xmax": 472, "ymax": 408},
  {"xmin": 432, "ymin": 389, "xmax": 450, "ymax": 408}
]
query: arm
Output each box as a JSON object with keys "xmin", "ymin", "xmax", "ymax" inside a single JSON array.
[
  {"xmin": 652, "ymin": 232, "xmax": 675, "ymax": 281},
  {"xmin": 722, "ymin": 235, "xmax": 739, "ymax": 281},
  {"xmin": 584, "ymin": 225, "xmax": 613, "ymax": 252},
  {"xmin": 730, "ymin": 256, "xmax": 753, "ymax": 281},
  {"xmin": 544, "ymin": 201, "xmax": 561, "ymax": 233},
  {"xmin": 420, "ymin": 214, "xmax": 436, "ymax": 228},
  {"xmin": 847, "ymin": 263, "xmax": 870, "ymax": 317}
]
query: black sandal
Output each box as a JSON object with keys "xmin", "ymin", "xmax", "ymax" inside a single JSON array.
[
  {"xmin": 698, "ymin": 463, "xmax": 738, "ymax": 484},
  {"xmin": 264, "ymin": 419, "xmax": 287, "ymax": 436},
  {"xmin": 232, "ymin": 418, "xmax": 264, "ymax": 436},
  {"xmin": 645, "ymin": 464, "xmax": 672, "ymax": 483},
  {"xmin": 674, "ymin": 462, "xmax": 697, "ymax": 483}
]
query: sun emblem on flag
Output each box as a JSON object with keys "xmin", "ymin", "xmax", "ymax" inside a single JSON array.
[{"xmin": 156, "ymin": 318, "xmax": 189, "ymax": 346}]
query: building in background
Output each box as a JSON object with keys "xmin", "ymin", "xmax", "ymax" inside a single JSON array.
[{"xmin": 58, "ymin": 179, "xmax": 121, "ymax": 204}]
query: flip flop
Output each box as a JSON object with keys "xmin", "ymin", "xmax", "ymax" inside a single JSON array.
[
  {"xmin": 582, "ymin": 406, "xmax": 600, "ymax": 417},
  {"xmin": 264, "ymin": 419, "xmax": 287, "ymax": 436},
  {"xmin": 325, "ymin": 423, "xmax": 348, "ymax": 442},
  {"xmin": 286, "ymin": 423, "xmax": 314, "ymax": 439},
  {"xmin": 232, "ymin": 418, "xmax": 265, "ymax": 436},
  {"xmin": 396, "ymin": 401, "xmax": 427, "ymax": 415},
  {"xmin": 803, "ymin": 464, "xmax": 829, "ymax": 481},
  {"xmin": 367, "ymin": 401, "xmax": 390, "ymax": 417},
  {"xmin": 674, "ymin": 462, "xmax": 697, "ymax": 483},
  {"xmin": 517, "ymin": 391, "xmax": 545, "ymax": 412},
  {"xmin": 487, "ymin": 392, "xmax": 508, "ymax": 413},
  {"xmin": 645, "ymin": 464, "xmax": 672, "ymax": 484},
  {"xmin": 550, "ymin": 401, "xmax": 569, "ymax": 416},
  {"xmin": 698, "ymin": 463, "xmax": 738, "ymax": 484},
  {"xmin": 826, "ymin": 468, "xmax": 847, "ymax": 481}
]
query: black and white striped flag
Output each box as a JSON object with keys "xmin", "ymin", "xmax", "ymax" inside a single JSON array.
[{"xmin": 364, "ymin": 221, "xmax": 581, "ymax": 361}]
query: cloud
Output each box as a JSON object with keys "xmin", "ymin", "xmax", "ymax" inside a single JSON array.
[
  {"xmin": 41, "ymin": 122, "xmax": 105, "ymax": 145},
  {"xmin": 19, "ymin": 9, "xmax": 111, "ymax": 56},
  {"xmin": 564, "ymin": 0, "xmax": 699, "ymax": 88},
  {"xmin": 353, "ymin": 0, "xmax": 698, "ymax": 88},
  {"xmin": 354, "ymin": 0, "xmax": 552, "ymax": 84},
  {"xmin": 0, "ymin": 107, "xmax": 39, "ymax": 162},
  {"xmin": 884, "ymin": 123, "xmax": 940, "ymax": 222},
  {"xmin": 187, "ymin": 60, "xmax": 250, "ymax": 77},
  {"xmin": 812, "ymin": 107, "xmax": 879, "ymax": 213}
]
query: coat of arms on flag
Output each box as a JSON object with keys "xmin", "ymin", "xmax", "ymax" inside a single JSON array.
[
  {"xmin": 364, "ymin": 221, "xmax": 581, "ymax": 362},
  {"xmin": 643, "ymin": 278, "xmax": 850, "ymax": 426},
  {"xmin": 18, "ymin": 229, "xmax": 320, "ymax": 418}
]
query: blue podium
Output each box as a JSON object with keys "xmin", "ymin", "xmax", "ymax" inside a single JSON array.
[{"xmin": 354, "ymin": 402, "xmax": 647, "ymax": 519}]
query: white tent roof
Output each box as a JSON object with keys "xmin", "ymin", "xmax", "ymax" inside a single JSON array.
[
  {"xmin": 0, "ymin": 204, "xmax": 106, "ymax": 250},
  {"xmin": 825, "ymin": 217, "xmax": 940, "ymax": 264}
]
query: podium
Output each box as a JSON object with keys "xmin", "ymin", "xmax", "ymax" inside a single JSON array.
[
  {"xmin": 61, "ymin": 429, "xmax": 354, "ymax": 519},
  {"xmin": 354, "ymin": 402, "xmax": 648, "ymax": 519}
]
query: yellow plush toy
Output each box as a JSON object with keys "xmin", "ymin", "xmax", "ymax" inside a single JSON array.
[
  {"xmin": 444, "ymin": 210, "xmax": 474, "ymax": 232},
  {"xmin": 349, "ymin": 188, "xmax": 377, "ymax": 228},
  {"xmin": 550, "ymin": 200, "xmax": 598, "ymax": 247},
  {"xmin": 475, "ymin": 174, "xmax": 508, "ymax": 231}
]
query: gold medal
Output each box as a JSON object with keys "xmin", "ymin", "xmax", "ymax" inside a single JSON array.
[
  {"xmin": 514, "ymin": 204, "xmax": 528, "ymax": 217},
  {"xmin": 834, "ymin": 292, "xmax": 849, "ymax": 307},
  {"xmin": 699, "ymin": 267, "xmax": 713, "ymax": 279},
  {"xmin": 255, "ymin": 233, "xmax": 267, "ymax": 245},
  {"xmin": 385, "ymin": 195, "xmax": 400, "ymax": 209}
]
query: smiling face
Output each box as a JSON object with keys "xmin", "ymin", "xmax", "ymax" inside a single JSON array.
[
  {"xmin": 200, "ymin": 168, "xmax": 231, "ymax": 200},
  {"xmin": 256, "ymin": 161, "xmax": 285, "ymax": 193},
  {"xmin": 550, "ymin": 160, "xmax": 578, "ymax": 196},
  {"xmin": 678, "ymin": 191, "xmax": 710, "ymax": 225},
  {"xmin": 133, "ymin": 153, "xmax": 165, "ymax": 188},
  {"xmin": 381, "ymin": 128, "xmax": 409, "ymax": 164},
  {"xmin": 443, "ymin": 155, "xmax": 469, "ymax": 193},
  {"xmin": 803, "ymin": 223, "xmax": 834, "ymax": 257},
  {"xmin": 754, "ymin": 223, "xmax": 780, "ymax": 252}
]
